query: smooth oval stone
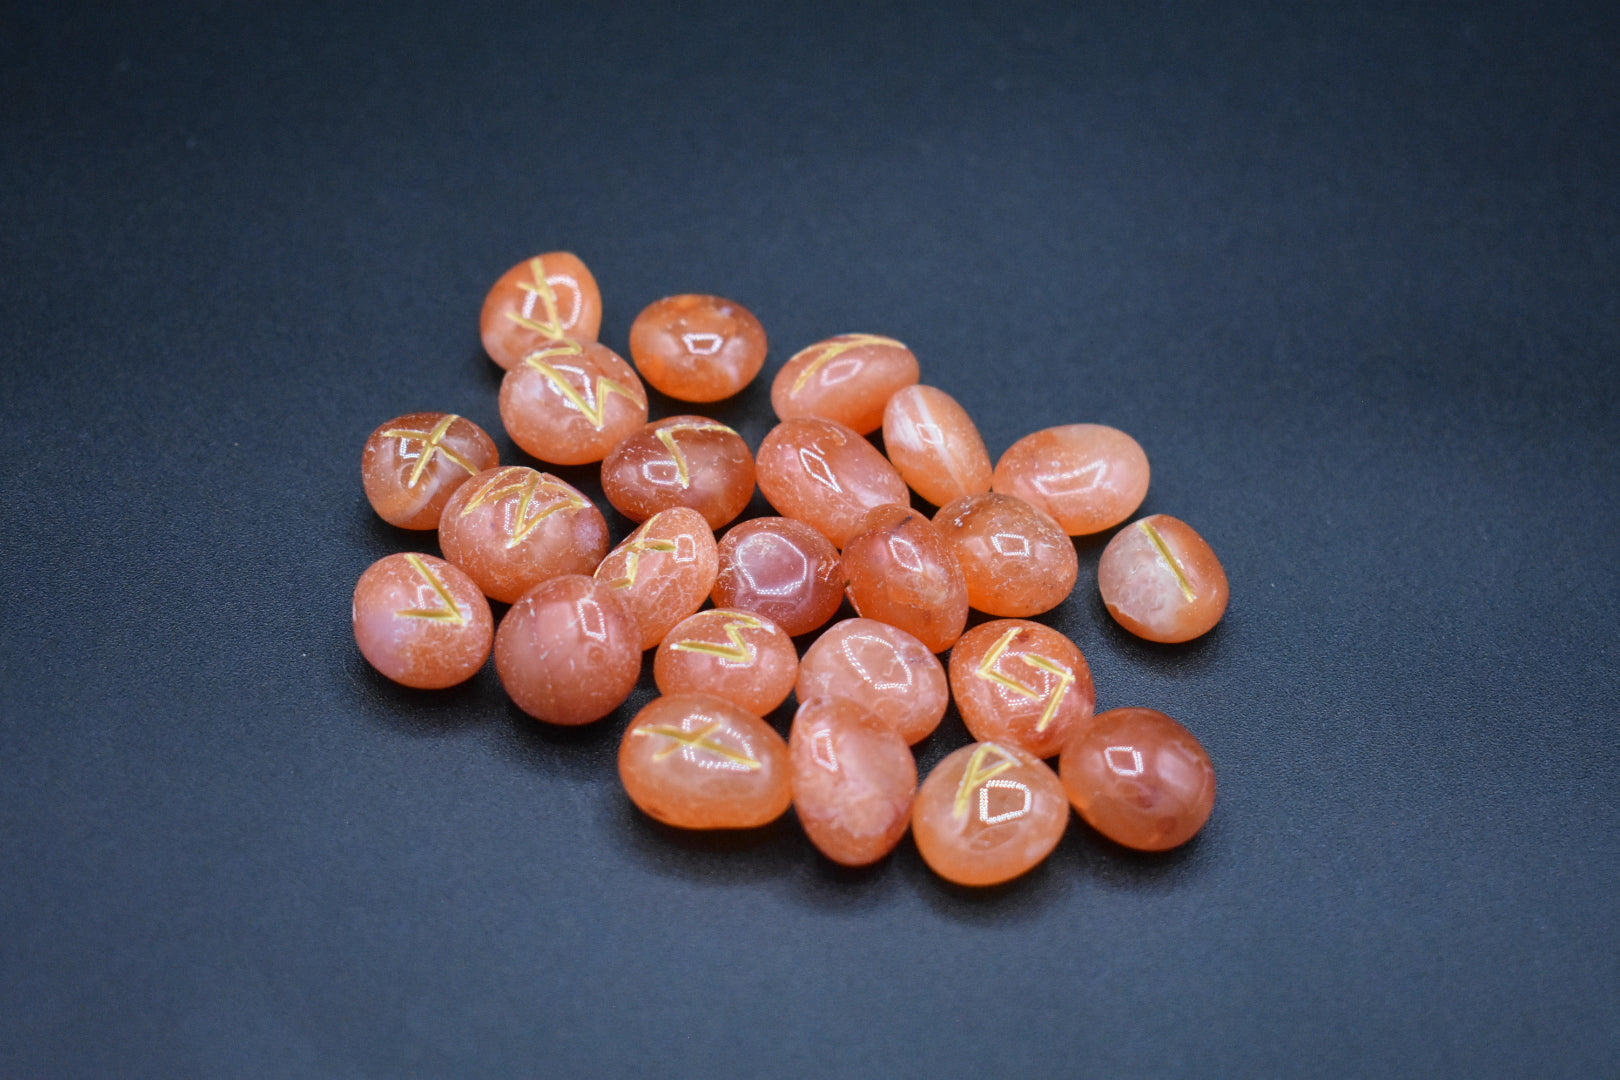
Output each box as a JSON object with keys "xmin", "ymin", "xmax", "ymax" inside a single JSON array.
[
  {"xmin": 594, "ymin": 507, "xmax": 719, "ymax": 651},
  {"xmin": 755, "ymin": 418, "xmax": 909, "ymax": 548},
  {"xmin": 796, "ymin": 618, "xmax": 947, "ymax": 745},
  {"xmin": 1059, "ymin": 706, "xmax": 1216, "ymax": 851},
  {"xmin": 912, "ymin": 741, "xmax": 1068, "ymax": 887},
  {"xmin": 948, "ymin": 620, "xmax": 1097, "ymax": 760},
  {"xmin": 629, "ymin": 293, "xmax": 768, "ymax": 402},
  {"xmin": 361, "ymin": 412, "xmax": 499, "ymax": 530},
  {"xmin": 498, "ymin": 340, "xmax": 649, "ymax": 465},
  {"xmin": 352, "ymin": 552, "xmax": 493, "ymax": 689},
  {"xmin": 619, "ymin": 693, "xmax": 792, "ymax": 829},
  {"xmin": 882, "ymin": 385, "xmax": 992, "ymax": 508},
  {"xmin": 841, "ymin": 505, "xmax": 968, "ymax": 653},
  {"xmin": 655, "ymin": 609, "xmax": 798, "ymax": 716},
  {"xmin": 712, "ymin": 516, "xmax": 845, "ymax": 637},
  {"xmin": 771, "ymin": 333, "xmax": 920, "ymax": 435},
  {"xmin": 1097, "ymin": 515, "xmax": 1230, "ymax": 643},
  {"xmin": 439, "ymin": 466, "xmax": 609, "ymax": 604},
  {"xmin": 933, "ymin": 493, "xmax": 1077, "ymax": 618},
  {"xmin": 789, "ymin": 697, "xmax": 917, "ymax": 866},
  {"xmin": 600, "ymin": 415, "xmax": 756, "ymax": 530},
  {"xmin": 480, "ymin": 251, "xmax": 603, "ymax": 370},
  {"xmin": 992, "ymin": 423, "xmax": 1150, "ymax": 536},
  {"xmin": 495, "ymin": 575, "xmax": 641, "ymax": 724}
]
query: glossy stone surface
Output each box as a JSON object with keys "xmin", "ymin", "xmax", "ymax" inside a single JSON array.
[
  {"xmin": 655, "ymin": 609, "xmax": 798, "ymax": 716},
  {"xmin": 480, "ymin": 251, "xmax": 603, "ymax": 370},
  {"xmin": 755, "ymin": 418, "xmax": 909, "ymax": 548},
  {"xmin": 439, "ymin": 466, "xmax": 609, "ymax": 604},
  {"xmin": 600, "ymin": 415, "xmax": 756, "ymax": 529},
  {"xmin": 796, "ymin": 619, "xmax": 948, "ymax": 745},
  {"xmin": 912, "ymin": 741, "xmax": 1069, "ymax": 887},
  {"xmin": 1059, "ymin": 707, "xmax": 1216, "ymax": 851},
  {"xmin": 594, "ymin": 507, "xmax": 719, "ymax": 650},
  {"xmin": 933, "ymin": 493, "xmax": 1077, "ymax": 618},
  {"xmin": 1097, "ymin": 515, "xmax": 1231, "ymax": 643},
  {"xmin": 948, "ymin": 620, "xmax": 1097, "ymax": 760},
  {"xmin": 498, "ymin": 340, "xmax": 649, "ymax": 465},
  {"xmin": 789, "ymin": 697, "xmax": 917, "ymax": 866},
  {"xmin": 881, "ymin": 385, "xmax": 992, "ymax": 508},
  {"xmin": 352, "ymin": 552, "xmax": 494, "ymax": 689},
  {"xmin": 628, "ymin": 294, "xmax": 768, "ymax": 402},
  {"xmin": 619, "ymin": 693, "xmax": 792, "ymax": 829},
  {"xmin": 841, "ymin": 505, "xmax": 968, "ymax": 653},
  {"xmin": 771, "ymin": 333, "xmax": 920, "ymax": 434},
  {"xmin": 712, "ymin": 517, "xmax": 845, "ymax": 637},
  {"xmin": 992, "ymin": 423, "xmax": 1151, "ymax": 536},
  {"xmin": 361, "ymin": 412, "xmax": 499, "ymax": 530},
  {"xmin": 494, "ymin": 575, "xmax": 641, "ymax": 724}
]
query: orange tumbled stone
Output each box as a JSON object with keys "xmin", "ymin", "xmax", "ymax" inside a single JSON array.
[
  {"xmin": 992, "ymin": 423, "xmax": 1150, "ymax": 536},
  {"xmin": 712, "ymin": 516, "xmax": 845, "ymax": 637},
  {"xmin": 628, "ymin": 293, "xmax": 768, "ymax": 402},
  {"xmin": 439, "ymin": 466, "xmax": 609, "ymax": 604},
  {"xmin": 771, "ymin": 333, "xmax": 920, "ymax": 435},
  {"xmin": 789, "ymin": 697, "xmax": 917, "ymax": 866},
  {"xmin": 841, "ymin": 505, "xmax": 968, "ymax": 653},
  {"xmin": 1097, "ymin": 515, "xmax": 1230, "ymax": 643},
  {"xmin": 933, "ymin": 493, "xmax": 1077, "ymax": 618},
  {"xmin": 1059, "ymin": 707, "xmax": 1216, "ymax": 851},
  {"xmin": 755, "ymin": 418, "xmax": 909, "ymax": 548},
  {"xmin": 600, "ymin": 415, "xmax": 756, "ymax": 530},
  {"xmin": 594, "ymin": 507, "xmax": 719, "ymax": 651},
  {"xmin": 352, "ymin": 552, "xmax": 494, "ymax": 689},
  {"xmin": 494, "ymin": 575, "xmax": 641, "ymax": 725},
  {"xmin": 655, "ymin": 609, "xmax": 798, "ymax": 716},
  {"xmin": 619, "ymin": 693, "xmax": 792, "ymax": 829},
  {"xmin": 948, "ymin": 620, "xmax": 1096, "ymax": 760},
  {"xmin": 796, "ymin": 618, "xmax": 947, "ymax": 745},
  {"xmin": 881, "ymin": 385, "xmax": 992, "ymax": 508},
  {"xmin": 912, "ymin": 741, "xmax": 1069, "ymax": 887},
  {"xmin": 361, "ymin": 412, "xmax": 499, "ymax": 530},
  {"xmin": 498, "ymin": 340, "xmax": 649, "ymax": 465},
  {"xmin": 480, "ymin": 251, "xmax": 603, "ymax": 370}
]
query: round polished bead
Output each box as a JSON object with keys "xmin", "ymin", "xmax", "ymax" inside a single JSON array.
[
  {"xmin": 796, "ymin": 618, "xmax": 947, "ymax": 745},
  {"xmin": 628, "ymin": 293, "xmax": 768, "ymax": 402},
  {"xmin": 789, "ymin": 697, "xmax": 917, "ymax": 866},
  {"xmin": 881, "ymin": 385, "xmax": 992, "ymax": 508},
  {"xmin": 480, "ymin": 251, "xmax": 603, "ymax": 370},
  {"xmin": 912, "ymin": 741, "xmax": 1069, "ymax": 887},
  {"xmin": 1097, "ymin": 515, "xmax": 1230, "ymax": 643},
  {"xmin": 770, "ymin": 333, "xmax": 920, "ymax": 435},
  {"xmin": 755, "ymin": 418, "xmax": 909, "ymax": 548},
  {"xmin": 654, "ymin": 609, "xmax": 798, "ymax": 716},
  {"xmin": 352, "ymin": 553, "xmax": 494, "ymax": 689},
  {"xmin": 498, "ymin": 340, "xmax": 649, "ymax": 465},
  {"xmin": 439, "ymin": 466, "xmax": 609, "ymax": 604},
  {"xmin": 600, "ymin": 415, "xmax": 756, "ymax": 530},
  {"xmin": 933, "ymin": 493, "xmax": 1077, "ymax": 618},
  {"xmin": 992, "ymin": 423, "xmax": 1150, "ymax": 536},
  {"xmin": 594, "ymin": 507, "xmax": 719, "ymax": 651},
  {"xmin": 361, "ymin": 412, "xmax": 499, "ymax": 530},
  {"xmin": 1059, "ymin": 707, "xmax": 1216, "ymax": 851},
  {"xmin": 948, "ymin": 620, "xmax": 1097, "ymax": 760},
  {"xmin": 619, "ymin": 693, "xmax": 792, "ymax": 829},
  {"xmin": 494, "ymin": 575, "xmax": 641, "ymax": 725},
  {"xmin": 841, "ymin": 505, "xmax": 968, "ymax": 653},
  {"xmin": 712, "ymin": 516, "xmax": 845, "ymax": 637}
]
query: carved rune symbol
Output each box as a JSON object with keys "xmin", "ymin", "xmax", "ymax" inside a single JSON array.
[
  {"xmin": 458, "ymin": 468, "xmax": 588, "ymax": 549},
  {"xmin": 396, "ymin": 555, "xmax": 466, "ymax": 625},
  {"xmin": 522, "ymin": 349, "xmax": 642, "ymax": 430},
  {"xmin": 635, "ymin": 721, "xmax": 761, "ymax": 771},
  {"xmin": 789, "ymin": 333, "xmax": 906, "ymax": 395},
  {"xmin": 952, "ymin": 742, "xmax": 1021, "ymax": 819},
  {"xmin": 380, "ymin": 414, "xmax": 479, "ymax": 487},
  {"xmin": 653, "ymin": 421, "xmax": 736, "ymax": 488},
  {"xmin": 504, "ymin": 257, "xmax": 576, "ymax": 337},
  {"xmin": 974, "ymin": 626, "xmax": 1076, "ymax": 733},
  {"xmin": 603, "ymin": 536, "xmax": 684, "ymax": 590},
  {"xmin": 670, "ymin": 613, "xmax": 767, "ymax": 665},
  {"xmin": 1139, "ymin": 520, "xmax": 1196, "ymax": 602}
]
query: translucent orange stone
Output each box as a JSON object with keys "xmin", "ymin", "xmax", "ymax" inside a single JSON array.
[
  {"xmin": 711, "ymin": 516, "xmax": 845, "ymax": 637},
  {"xmin": 361, "ymin": 412, "xmax": 499, "ymax": 530},
  {"xmin": 796, "ymin": 618, "xmax": 947, "ymax": 745},
  {"xmin": 600, "ymin": 415, "xmax": 756, "ymax": 530},
  {"xmin": 789, "ymin": 697, "xmax": 917, "ymax": 866},
  {"xmin": 439, "ymin": 466, "xmax": 609, "ymax": 604},
  {"xmin": 1097, "ymin": 515, "xmax": 1230, "ymax": 643},
  {"xmin": 948, "ymin": 620, "xmax": 1097, "ymax": 760},
  {"xmin": 912, "ymin": 741, "xmax": 1069, "ymax": 886},
  {"xmin": 498, "ymin": 340, "xmax": 649, "ymax": 465},
  {"xmin": 654, "ymin": 609, "xmax": 798, "ymax": 716},
  {"xmin": 881, "ymin": 385, "xmax": 992, "ymax": 508},
  {"xmin": 755, "ymin": 418, "xmax": 909, "ymax": 548},
  {"xmin": 494, "ymin": 574, "xmax": 641, "ymax": 725},
  {"xmin": 1059, "ymin": 707, "xmax": 1216, "ymax": 851},
  {"xmin": 628, "ymin": 294, "xmax": 768, "ymax": 402},
  {"xmin": 352, "ymin": 552, "xmax": 494, "ymax": 689},
  {"xmin": 992, "ymin": 423, "xmax": 1150, "ymax": 536},
  {"xmin": 841, "ymin": 505, "xmax": 968, "ymax": 653},
  {"xmin": 593, "ymin": 507, "xmax": 719, "ymax": 651},
  {"xmin": 619, "ymin": 693, "xmax": 792, "ymax": 829},
  {"xmin": 933, "ymin": 493, "xmax": 1077, "ymax": 618},
  {"xmin": 770, "ymin": 333, "xmax": 920, "ymax": 435},
  {"xmin": 480, "ymin": 251, "xmax": 603, "ymax": 370}
]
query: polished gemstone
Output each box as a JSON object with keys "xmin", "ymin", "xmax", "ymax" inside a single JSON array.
[
  {"xmin": 600, "ymin": 415, "xmax": 756, "ymax": 529},
  {"xmin": 499, "ymin": 340, "xmax": 649, "ymax": 465},
  {"xmin": 594, "ymin": 507, "xmax": 719, "ymax": 650},
  {"xmin": 628, "ymin": 293, "xmax": 768, "ymax": 402},
  {"xmin": 1097, "ymin": 515, "xmax": 1230, "ymax": 643},
  {"xmin": 361, "ymin": 412, "xmax": 499, "ymax": 530},
  {"xmin": 654, "ymin": 609, "xmax": 798, "ymax": 716},
  {"xmin": 480, "ymin": 251, "xmax": 603, "ymax": 370},
  {"xmin": 770, "ymin": 333, "xmax": 920, "ymax": 434},
  {"xmin": 912, "ymin": 741, "xmax": 1068, "ymax": 886},
  {"xmin": 439, "ymin": 466, "xmax": 609, "ymax": 604},
  {"xmin": 494, "ymin": 574, "xmax": 641, "ymax": 725},
  {"xmin": 1059, "ymin": 707, "xmax": 1216, "ymax": 851},
  {"xmin": 711, "ymin": 516, "xmax": 845, "ymax": 637},
  {"xmin": 789, "ymin": 697, "xmax": 917, "ymax": 866},
  {"xmin": 933, "ymin": 492, "xmax": 1077, "ymax": 617},
  {"xmin": 881, "ymin": 385, "xmax": 992, "ymax": 508},
  {"xmin": 619, "ymin": 693, "xmax": 792, "ymax": 829},
  {"xmin": 352, "ymin": 552, "xmax": 493, "ymax": 689},
  {"xmin": 841, "ymin": 505, "xmax": 968, "ymax": 653},
  {"xmin": 992, "ymin": 423, "xmax": 1150, "ymax": 536},
  {"xmin": 795, "ymin": 618, "xmax": 948, "ymax": 745},
  {"xmin": 948, "ymin": 620, "xmax": 1096, "ymax": 760},
  {"xmin": 755, "ymin": 418, "xmax": 909, "ymax": 548}
]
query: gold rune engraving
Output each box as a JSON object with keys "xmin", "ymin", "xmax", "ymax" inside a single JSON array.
[
  {"xmin": 1139, "ymin": 520, "xmax": 1196, "ymax": 602},
  {"xmin": 670, "ymin": 613, "xmax": 767, "ymax": 664},
  {"xmin": 952, "ymin": 743, "xmax": 1019, "ymax": 818},
  {"xmin": 604, "ymin": 537, "xmax": 680, "ymax": 589},
  {"xmin": 636, "ymin": 721, "xmax": 761, "ymax": 770},
  {"xmin": 504, "ymin": 257, "xmax": 569, "ymax": 337},
  {"xmin": 789, "ymin": 334, "xmax": 906, "ymax": 395},
  {"xmin": 458, "ymin": 468, "xmax": 588, "ymax": 548},
  {"xmin": 522, "ymin": 351, "xmax": 641, "ymax": 430},
  {"xmin": 653, "ymin": 421, "xmax": 736, "ymax": 488},
  {"xmin": 379, "ymin": 414, "xmax": 478, "ymax": 487},
  {"xmin": 975, "ymin": 626, "xmax": 1075, "ymax": 733},
  {"xmin": 396, "ymin": 554, "xmax": 466, "ymax": 625}
]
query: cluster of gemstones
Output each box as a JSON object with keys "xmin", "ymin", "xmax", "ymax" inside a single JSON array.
[{"xmin": 353, "ymin": 251, "xmax": 1230, "ymax": 886}]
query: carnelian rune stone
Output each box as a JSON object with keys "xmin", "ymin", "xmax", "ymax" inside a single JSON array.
[
  {"xmin": 655, "ymin": 609, "xmax": 798, "ymax": 716},
  {"xmin": 992, "ymin": 423, "xmax": 1150, "ymax": 536},
  {"xmin": 619, "ymin": 693, "xmax": 792, "ymax": 829},
  {"xmin": 841, "ymin": 505, "xmax": 968, "ymax": 654},
  {"xmin": 361, "ymin": 412, "xmax": 499, "ymax": 530},
  {"xmin": 600, "ymin": 415, "xmax": 756, "ymax": 530},
  {"xmin": 353, "ymin": 553, "xmax": 494, "ymax": 689},
  {"xmin": 912, "ymin": 741, "xmax": 1069, "ymax": 887},
  {"xmin": 933, "ymin": 492, "xmax": 1077, "ymax": 618},
  {"xmin": 771, "ymin": 333, "xmax": 920, "ymax": 435},
  {"xmin": 1059, "ymin": 707, "xmax": 1216, "ymax": 851},
  {"xmin": 789, "ymin": 697, "xmax": 917, "ymax": 866},
  {"xmin": 594, "ymin": 507, "xmax": 719, "ymax": 651},
  {"xmin": 712, "ymin": 516, "xmax": 845, "ymax": 637},
  {"xmin": 948, "ymin": 620, "xmax": 1096, "ymax": 760},
  {"xmin": 481, "ymin": 251, "xmax": 603, "ymax": 370},
  {"xmin": 1097, "ymin": 515, "xmax": 1230, "ymax": 643},
  {"xmin": 629, "ymin": 294, "xmax": 768, "ymax": 402},
  {"xmin": 882, "ymin": 385, "xmax": 992, "ymax": 508},
  {"xmin": 499, "ymin": 339, "xmax": 649, "ymax": 465},
  {"xmin": 439, "ymin": 466, "xmax": 609, "ymax": 604},
  {"xmin": 494, "ymin": 575, "xmax": 641, "ymax": 725},
  {"xmin": 796, "ymin": 618, "xmax": 948, "ymax": 745},
  {"xmin": 755, "ymin": 418, "xmax": 909, "ymax": 548}
]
